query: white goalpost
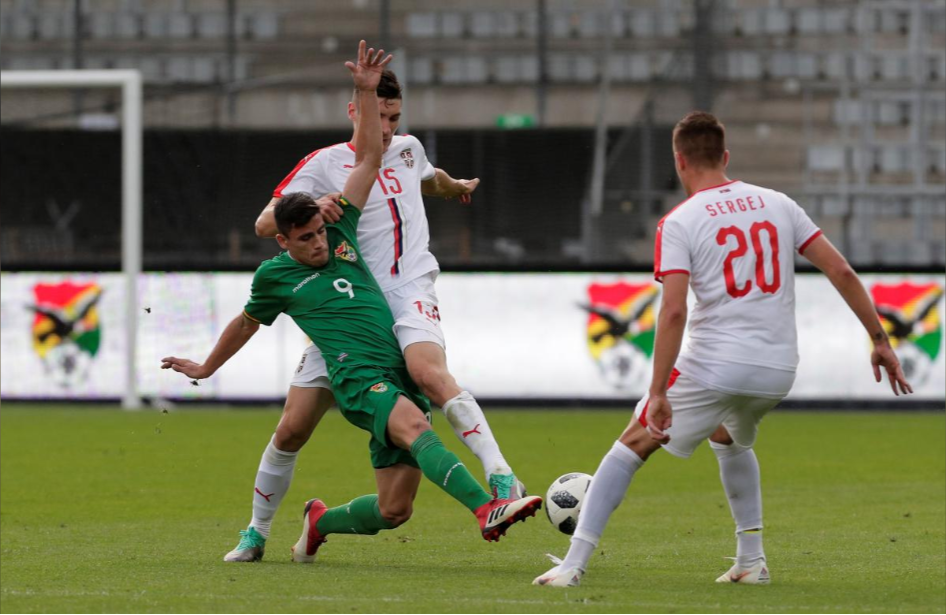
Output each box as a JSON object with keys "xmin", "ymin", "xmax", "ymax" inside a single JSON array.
[{"xmin": 0, "ymin": 69, "xmax": 143, "ymax": 409}]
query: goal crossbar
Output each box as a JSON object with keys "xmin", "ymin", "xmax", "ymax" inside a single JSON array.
[{"xmin": 1, "ymin": 69, "xmax": 143, "ymax": 409}]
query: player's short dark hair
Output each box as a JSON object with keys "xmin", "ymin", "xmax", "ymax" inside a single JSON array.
[
  {"xmin": 352, "ymin": 69, "xmax": 402, "ymax": 104},
  {"xmin": 274, "ymin": 192, "xmax": 321, "ymax": 237},
  {"xmin": 673, "ymin": 111, "xmax": 727, "ymax": 168}
]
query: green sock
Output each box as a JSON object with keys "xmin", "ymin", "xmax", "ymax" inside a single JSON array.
[
  {"xmin": 315, "ymin": 495, "xmax": 397, "ymax": 536},
  {"xmin": 410, "ymin": 430, "xmax": 492, "ymax": 512}
]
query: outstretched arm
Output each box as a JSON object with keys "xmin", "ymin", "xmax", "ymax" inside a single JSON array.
[
  {"xmin": 342, "ymin": 41, "xmax": 393, "ymax": 211},
  {"xmin": 161, "ymin": 313, "xmax": 259, "ymax": 380},
  {"xmin": 421, "ymin": 169, "xmax": 480, "ymax": 204},
  {"xmin": 803, "ymin": 234, "xmax": 912, "ymax": 395}
]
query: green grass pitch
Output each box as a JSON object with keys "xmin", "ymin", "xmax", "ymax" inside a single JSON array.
[{"xmin": 1, "ymin": 406, "xmax": 944, "ymax": 613}]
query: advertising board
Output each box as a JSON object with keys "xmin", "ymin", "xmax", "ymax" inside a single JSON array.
[{"xmin": 2, "ymin": 272, "xmax": 943, "ymax": 402}]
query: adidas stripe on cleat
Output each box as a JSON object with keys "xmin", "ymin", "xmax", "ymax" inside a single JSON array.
[
  {"xmin": 290, "ymin": 498, "xmax": 328, "ymax": 563},
  {"xmin": 475, "ymin": 495, "xmax": 543, "ymax": 542}
]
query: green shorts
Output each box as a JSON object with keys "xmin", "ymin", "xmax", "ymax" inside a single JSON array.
[{"xmin": 330, "ymin": 363, "xmax": 431, "ymax": 469}]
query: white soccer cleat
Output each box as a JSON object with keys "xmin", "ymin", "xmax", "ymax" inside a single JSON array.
[
  {"xmin": 715, "ymin": 559, "xmax": 770, "ymax": 584},
  {"xmin": 290, "ymin": 498, "xmax": 328, "ymax": 563},
  {"xmin": 533, "ymin": 564, "xmax": 585, "ymax": 587},
  {"xmin": 223, "ymin": 527, "xmax": 266, "ymax": 562}
]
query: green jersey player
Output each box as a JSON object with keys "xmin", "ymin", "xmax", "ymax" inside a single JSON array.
[{"xmin": 161, "ymin": 41, "xmax": 542, "ymax": 562}]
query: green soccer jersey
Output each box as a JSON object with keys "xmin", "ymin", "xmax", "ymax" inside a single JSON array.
[{"xmin": 243, "ymin": 199, "xmax": 404, "ymax": 375}]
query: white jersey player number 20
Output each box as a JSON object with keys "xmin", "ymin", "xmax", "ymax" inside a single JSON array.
[{"xmin": 715, "ymin": 220, "xmax": 781, "ymax": 298}]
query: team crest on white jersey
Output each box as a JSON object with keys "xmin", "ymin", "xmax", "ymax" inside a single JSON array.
[
  {"xmin": 400, "ymin": 148, "xmax": 414, "ymax": 169},
  {"xmin": 334, "ymin": 241, "xmax": 357, "ymax": 262}
]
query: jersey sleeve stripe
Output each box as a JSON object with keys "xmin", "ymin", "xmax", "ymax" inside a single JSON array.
[
  {"xmin": 798, "ymin": 229, "xmax": 823, "ymax": 255},
  {"xmin": 272, "ymin": 145, "xmax": 341, "ymax": 197},
  {"xmin": 654, "ymin": 269, "xmax": 690, "ymax": 283},
  {"xmin": 242, "ymin": 310, "xmax": 262, "ymax": 324}
]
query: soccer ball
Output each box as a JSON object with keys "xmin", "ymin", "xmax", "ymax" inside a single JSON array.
[{"xmin": 545, "ymin": 472, "xmax": 592, "ymax": 535}]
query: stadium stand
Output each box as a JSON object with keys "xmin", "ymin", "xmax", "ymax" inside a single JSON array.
[{"xmin": 1, "ymin": 0, "xmax": 943, "ymax": 268}]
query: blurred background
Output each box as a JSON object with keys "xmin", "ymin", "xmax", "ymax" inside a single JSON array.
[{"xmin": 2, "ymin": 0, "xmax": 944, "ymax": 271}]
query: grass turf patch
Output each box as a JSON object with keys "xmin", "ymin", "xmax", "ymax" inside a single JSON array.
[{"xmin": 1, "ymin": 406, "xmax": 944, "ymax": 613}]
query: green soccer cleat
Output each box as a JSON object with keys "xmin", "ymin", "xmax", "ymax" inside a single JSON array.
[
  {"xmin": 224, "ymin": 527, "xmax": 266, "ymax": 562},
  {"xmin": 488, "ymin": 473, "xmax": 527, "ymax": 500}
]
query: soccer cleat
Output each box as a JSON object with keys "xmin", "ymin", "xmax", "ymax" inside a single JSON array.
[
  {"xmin": 475, "ymin": 495, "xmax": 543, "ymax": 542},
  {"xmin": 290, "ymin": 498, "xmax": 328, "ymax": 563},
  {"xmin": 224, "ymin": 527, "xmax": 266, "ymax": 562},
  {"xmin": 488, "ymin": 473, "xmax": 527, "ymax": 500},
  {"xmin": 533, "ymin": 564, "xmax": 585, "ymax": 587},
  {"xmin": 715, "ymin": 559, "xmax": 770, "ymax": 584}
]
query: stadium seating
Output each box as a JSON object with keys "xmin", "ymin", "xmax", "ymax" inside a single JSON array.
[{"xmin": 1, "ymin": 0, "xmax": 943, "ymax": 267}]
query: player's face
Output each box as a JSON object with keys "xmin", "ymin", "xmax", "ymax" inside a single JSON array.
[
  {"xmin": 278, "ymin": 214, "xmax": 329, "ymax": 267},
  {"xmin": 349, "ymin": 98, "xmax": 402, "ymax": 152}
]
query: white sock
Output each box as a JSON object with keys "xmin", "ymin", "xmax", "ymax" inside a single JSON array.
[
  {"xmin": 711, "ymin": 441, "xmax": 764, "ymax": 567},
  {"xmin": 562, "ymin": 441, "xmax": 644, "ymax": 571},
  {"xmin": 248, "ymin": 435, "xmax": 299, "ymax": 538},
  {"xmin": 442, "ymin": 391, "xmax": 511, "ymax": 479}
]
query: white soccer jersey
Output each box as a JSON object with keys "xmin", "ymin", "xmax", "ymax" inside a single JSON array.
[
  {"xmin": 654, "ymin": 179, "xmax": 822, "ymax": 397},
  {"xmin": 273, "ymin": 135, "xmax": 438, "ymax": 293}
]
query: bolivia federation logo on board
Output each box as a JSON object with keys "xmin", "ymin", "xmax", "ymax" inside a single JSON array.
[
  {"xmin": 334, "ymin": 241, "xmax": 357, "ymax": 263},
  {"xmin": 580, "ymin": 282, "xmax": 660, "ymax": 390},
  {"xmin": 29, "ymin": 281, "xmax": 103, "ymax": 388},
  {"xmin": 871, "ymin": 282, "xmax": 944, "ymax": 386}
]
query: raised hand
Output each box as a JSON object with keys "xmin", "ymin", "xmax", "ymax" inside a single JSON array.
[{"xmin": 345, "ymin": 40, "xmax": 393, "ymax": 92}]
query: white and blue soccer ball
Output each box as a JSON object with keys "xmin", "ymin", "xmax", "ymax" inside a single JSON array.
[{"xmin": 545, "ymin": 472, "xmax": 592, "ymax": 535}]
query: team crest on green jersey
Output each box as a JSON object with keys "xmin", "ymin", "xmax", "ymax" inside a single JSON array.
[
  {"xmin": 334, "ymin": 241, "xmax": 357, "ymax": 263},
  {"xmin": 370, "ymin": 382, "xmax": 389, "ymax": 393}
]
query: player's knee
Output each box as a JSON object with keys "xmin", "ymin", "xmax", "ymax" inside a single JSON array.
[
  {"xmin": 273, "ymin": 421, "xmax": 310, "ymax": 452},
  {"xmin": 619, "ymin": 424, "xmax": 660, "ymax": 460},
  {"xmin": 709, "ymin": 440, "xmax": 751, "ymax": 458},
  {"xmin": 379, "ymin": 502, "xmax": 413, "ymax": 527},
  {"xmin": 709, "ymin": 425, "xmax": 734, "ymax": 446},
  {"xmin": 408, "ymin": 363, "xmax": 453, "ymax": 399}
]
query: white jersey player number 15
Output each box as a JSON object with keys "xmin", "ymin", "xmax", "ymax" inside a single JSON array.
[{"xmin": 274, "ymin": 135, "xmax": 439, "ymax": 293}]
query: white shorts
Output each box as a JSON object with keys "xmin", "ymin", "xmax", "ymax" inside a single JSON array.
[
  {"xmin": 289, "ymin": 271, "xmax": 446, "ymax": 389},
  {"xmin": 634, "ymin": 369, "xmax": 783, "ymax": 459}
]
